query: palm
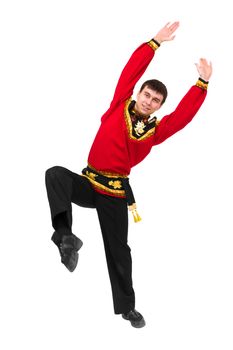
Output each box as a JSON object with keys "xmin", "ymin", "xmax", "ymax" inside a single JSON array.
[
  {"xmin": 154, "ymin": 22, "xmax": 180, "ymax": 43},
  {"xmin": 195, "ymin": 58, "xmax": 213, "ymax": 81}
]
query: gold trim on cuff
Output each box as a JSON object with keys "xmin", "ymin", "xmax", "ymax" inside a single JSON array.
[
  {"xmin": 196, "ymin": 79, "xmax": 208, "ymax": 90},
  {"xmin": 147, "ymin": 40, "xmax": 159, "ymax": 51}
]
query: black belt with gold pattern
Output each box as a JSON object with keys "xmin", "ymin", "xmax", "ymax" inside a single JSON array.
[{"xmin": 82, "ymin": 166, "xmax": 141, "ymax": 222}]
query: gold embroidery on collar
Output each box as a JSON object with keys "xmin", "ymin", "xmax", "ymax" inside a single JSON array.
[
  {"xmin": 124, "ymin": 98, "xmax": 156, "ymax": 141},
  {"xmin": 134, "ymin": 120, "xmax": 146, "ymax": 136}
]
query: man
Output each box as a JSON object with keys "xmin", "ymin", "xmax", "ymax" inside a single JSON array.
[{"xmin": 45, "ymin": 22, "xmax": 212, "ymax": 328}]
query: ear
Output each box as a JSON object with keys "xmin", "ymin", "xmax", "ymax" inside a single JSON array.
[{"xmin": 136, "ymin": 91, "xmax": 140, "ymax": 99}]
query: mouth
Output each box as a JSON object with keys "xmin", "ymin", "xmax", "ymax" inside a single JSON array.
[{"xmin": 142, "ymin": 105, "xmax": 150, "ymax": 112}]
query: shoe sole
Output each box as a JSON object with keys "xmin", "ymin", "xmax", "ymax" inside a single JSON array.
[
  {"xmin": 60, "ymin": 236, "xmax": 83, "ymax": 272},
  {"xmin": 64, "ymin": 251, "xmax": 79, "ymax": 272},
  {"xmin": 122, "ymin": 314, "xmax": 146, "ymax": 328}
]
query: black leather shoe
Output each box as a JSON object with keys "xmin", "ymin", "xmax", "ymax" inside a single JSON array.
[
  {"xmin": 122, "ymin": 309, "xmax": 146, "ymax": 328},
  {"xmin": 57, "ymin": 233, "xmax": 83, "ymax": 272}
]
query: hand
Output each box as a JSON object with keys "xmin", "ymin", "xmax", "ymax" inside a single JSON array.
[
  {"xmin": 195, "ymin": 58, "xmax": 213, "ymax": 81},
  {"xmin": 154, "ymin": 22, "xmax": 180, "ymax": 44}
]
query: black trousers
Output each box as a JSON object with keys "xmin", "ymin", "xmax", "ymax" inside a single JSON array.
[{"xmin": 45, "ymin": 166, "xmax": 135, "ymax": 314}]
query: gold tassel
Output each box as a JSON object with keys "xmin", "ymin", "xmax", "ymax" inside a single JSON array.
[
  {"xmin": 132, "ymin": 209, "xmax": 142, "ymax": 223},
  {"xmin": 128, "ymin": 203, "xmax": 142, "ymax": 223}
]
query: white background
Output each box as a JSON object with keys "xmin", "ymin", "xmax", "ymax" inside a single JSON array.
[{"xmin": 1, "ymin": 0, "xmax": 232, "ymax": 349}]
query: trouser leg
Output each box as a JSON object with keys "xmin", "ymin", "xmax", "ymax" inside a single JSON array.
[
  {"xmin": 95, "ymin": 193, "xmax": 135, "ymax": 314},
  {"xmin": 45, "ymin": 166, "xmax": 95, "ymax": 244}
]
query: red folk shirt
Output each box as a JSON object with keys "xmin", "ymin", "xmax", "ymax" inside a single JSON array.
[{"xmin": 87, "ymin": 40, "xmax": 208, "ymax": 177}]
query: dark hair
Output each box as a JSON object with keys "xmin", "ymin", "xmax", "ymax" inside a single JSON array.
[{"xmin": 140, "ymin": 79, "xmax": 168, "ymax": 104}]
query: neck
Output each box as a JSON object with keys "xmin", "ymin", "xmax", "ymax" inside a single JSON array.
[{"xmin": 133, "ymin": 104, "xmax": 149, "ymax": 118}]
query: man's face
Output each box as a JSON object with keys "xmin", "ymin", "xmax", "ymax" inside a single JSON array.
[{"xmin": 134, "ymin": 86, "xmax": 163, "ymax": 117}]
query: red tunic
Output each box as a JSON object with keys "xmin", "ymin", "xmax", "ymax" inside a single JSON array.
[{"xmin": 87, "ymin": 41, "xmax": 207, "ymax": 178}]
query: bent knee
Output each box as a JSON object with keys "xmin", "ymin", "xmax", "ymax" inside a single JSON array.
[{"xmin": 45, "ymin": 166, "xmax": 67, "ymax": 179}]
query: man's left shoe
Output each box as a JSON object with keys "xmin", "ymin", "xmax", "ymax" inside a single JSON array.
[
  {"xmin": 122, "ymin": 309, "xmax": 146, "ymax": 328},
  {"xmin": 51, "ymin": 230, "xmax": 83, "ymax": 272},
  {"xmin": 58, "ymin": 234, "xmax": 83, "ymax": 272}
]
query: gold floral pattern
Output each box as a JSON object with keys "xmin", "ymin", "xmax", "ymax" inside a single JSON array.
[
  {"xmin": 85, "ymin": 171, "xmax": 98, "ymax": 180},
  {"xmin": 108, "ymin": 180, "xmax": 122, "ymax": 189},
  {"xmin": 134, "ymin": 120, "xmax": 146, "ymax": 136}
]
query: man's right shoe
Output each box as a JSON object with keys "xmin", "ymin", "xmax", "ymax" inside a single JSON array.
[
  {"xmin": 122, "ymin": 309, "xmax": 146, "ymax": 328},
  {"xmin": 52, "ymin": 232, "xmax": 83, "ymax": 272}
]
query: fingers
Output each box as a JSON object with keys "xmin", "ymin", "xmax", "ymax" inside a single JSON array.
[
  {"xmin": 200, "ymin": 58, "xmax": 208, "ymax": 65},
  {"xmin": 169, "ymin": 21, "xmax": 180, "ymax": 32},
  {"xmin": 165, "ymin": 21, "xmax": 180, "ymax": 33},
  {"xmin": 198, "ymin": 58, "xmax": 212, "ymax": 68},
  {"xmin": 169, "ymin": 35, "xmax": 176, "ymax": 41}
]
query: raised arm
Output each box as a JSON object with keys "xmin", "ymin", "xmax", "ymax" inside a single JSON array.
[
  {"xmin": 110, "ymin": 22, "xmax": 180, "ymax": 106},
  {"xmin": 154, "ymin": 58, "xmax": 213, "ymax": 145}
]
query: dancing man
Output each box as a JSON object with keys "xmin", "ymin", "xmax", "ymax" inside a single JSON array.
[{"xmin": 45, "ymin": 21, "xmax": 212, "ymax": 328}]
